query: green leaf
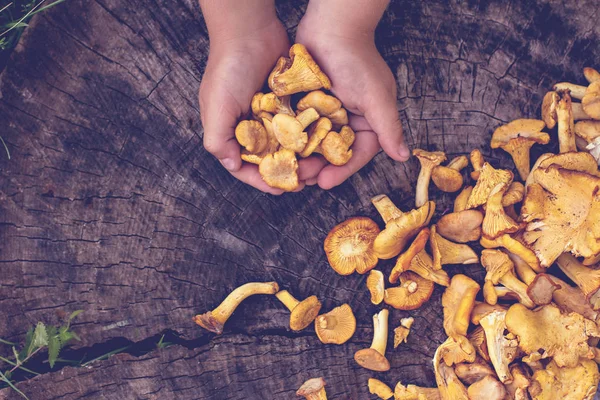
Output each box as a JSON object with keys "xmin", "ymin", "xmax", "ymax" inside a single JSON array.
[
  {"xmin": 58, "ymin": 326, "xmax": 74, "ymax": 345},
  {"xmin": 32, "ymin": 322, "xmax": 48, "ymax": 349},
  {"xmin": 12, "ymin": 346, "xmax": 20, "ymax": 364},
  {"xmin": 66, "ymin": 310, "xmax": 83, "ymax": 328},
  {"xmin": 4, "ymin": 21, "xmax": 28, "ymax": 29},
  {"xmin": 0, "ymin": 369, "xmax": 29, "ymax": 399},
  {"xmin": 19, "ymin": 328, "xmax": 34, "ymax": 360},
  {"xmin": 46, "ymin": 326, "xmax": 60, "ymax": 369}
]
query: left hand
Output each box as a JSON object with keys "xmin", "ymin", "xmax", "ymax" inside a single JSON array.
[{"xmin": 296, "ymin": 16, "xmax": 410, "ymax": 189}]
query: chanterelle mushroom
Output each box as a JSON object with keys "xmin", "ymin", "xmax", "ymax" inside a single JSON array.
[
  {"xmin": 366, "ymin": 270, "xmax": 385, "ymax": 305},
  {"xmin": 529, "ymin": 359, "xmax": 599, "ymax": 400},
  {"xmin": 299, "ymin": 117, "xmax": 331, "ymax": 158},
  {"xmin": 314, "ymin": 304, "xmax": 356, "ymax": 345},
  {"xmin": 553, "ymin": 82, "xmax": 587, "ymax": 99},
  {"xmin": 258, "ymin": 148, "xmax": 299, "ymax": 191},
  {"xmin": 491, "ymin": 119, "xmax": 549, "ymax": 180},
  {"xmin": 297, "ymin": 377, "xmax": 328, "ymax": 400},
  {"xmin": 441, "ymin": 274, "xmax": 480, "ymax": 365},
  {"xmin": 235, "ymin": 120, "xmax": 268, "ymax": 153},
  {"xmin": 392, "ymin": 247, "xmax": 450, "ymax": 287},
  {"xmin": 297, "ymin": 90, "xmax": 348, "ymax": 127},
  {"xmin": 506, "ymin": 303, "xmax": 600, "ymax": 368},
  {"xmin": 432, "ymin": 155, "xmax": 468, "ymax": 193},
  {"xmin": 476, "ymin": 310, "xmax": 518, "ymax": 383},
  {"xmin": 556, "ymin": 90, "xmax": 577, "ymax": 153},
  {"xmin": 394, "ymin": 382, "xmax": 441, "ymax": 400},
  {"xmin": 368, "ymin": 379, "xmax": 394, "ymax": 400},
  {"xmin": 542, "ymin": 91, "xmax": 590, "ymax": 129},
  {"xmin": 481, "ymin": 249, "xmax": 533, "ymax": 308},
  {"xmin": 454, "ymin": 186, "xmax": 473, "ymax": 212},
  {"xmin": 371, "ymin": 194, "xmax": 404, "ymax": 223},
  {"xmin": 522, "ymin": 165, "xmax": 600, "ymax": 267},
  {"xmin": 430, "ymin": 225, "xmax": 478, "ymax": 269},
  {"xmin": 470, "ymin": 149, "xmax": 485, "ymax": 180},
  {"xmin": 354, "ymin": 309, "xmax": 390, "ymax": 371},
  {"xmin": 480, "ymin": 234, "xmax": 542, "ymax": 272},
  {"xmin": 241, "ymin": 117, "xmax": 280, "ymax": 165},
  {"xmin": 384, "ymin": 270, "xmax": 434, "ymax": 310},
  {"xmin": 324, "ymin": 216, "xmax": 380, "ymax": 275},
  {"xmin": 583, "ymin": 80, "xmax": 600, "ymax": 120},
  {"xmin": 466, "ymin": 163, "xmax": 513, "ymax": 209},
  {"xmin": 252, "ymin": 92, "xmax": 295, "ymax": 116},
  {"xmin": 433, "ymin": 338, "xmax": 470, "ymax": 399},
  {"xmin": 393, "ymin": 317, "xmax": 414, "ymax": 348},
  {"xmin": 502, "ymin": 181, "xmax": 525, "ymax": 207},
  {"xmin": 275, "ymin": 290, "xmax": 322, "ymax": 331},
  {"xmin": 467, "ymin": 376, "xmax": 506, "ymax": 400},
  {"xmin": 193, "ymin": 281, "xmax": 279, "ymax": 334},
  {"xmin": 436, "ymin": 209, "xmax": 483, "ymax": 243},
  {"xmin": 373, "ymin": 200, "xmax": 435, "ymax": 259},
  {"xmin": 319, "ymin": 125, "xmax": 354, "ymax": 166},
  {"xmin": 413, "ymin": 149, "xmax": 447, "ymax": 207},
  {"xmin": 454, "ymin": 359, "xmax": 495, "ymax": 385},
  {"xmin": 272, "ymin": 108, "xmax": 319, "ymax": 152},
  {"xmin": 556, "ymin": 253, "xmax": 600, "ymax": 310},
  {"xmin": 269, "ymin": 44, "xmax": 331, "ymax": 96},
  {"xmin": 482, "ymin": 183, "xmax": 519, "ymax": 239}
]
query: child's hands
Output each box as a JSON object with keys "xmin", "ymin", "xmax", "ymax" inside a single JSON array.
[{"xmin": 295, "ymin": 0, "xmax": 409, "ymax": 189}]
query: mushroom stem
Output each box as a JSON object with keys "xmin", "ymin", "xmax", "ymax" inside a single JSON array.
[
  {"xmin": 470, "ymin": 149, "xmax": 485, "ymax": 180},
  {"xmin": 372, "ymin": 194, "xmax": 403, "ymax": 224},
  {"xmin": 193, "ymin": 282, "xmax": 279, "ymax": 334},
  {"xmin": 371, "ymin": 309, "xmax": 389, "ymax": 355},
  {"xmin": 507, "ymin": 252, "xmax": 536, "ymax": 285},
  {"xmin": 557, "ymin": 91, "xmax": 577, "ymax": 153},
  {"xmin": 448, "ymin": 155, "xmax": 469, "ymax": 170},
  {"xmin": 296, "ymin": 108, "xmax": 320, "ymax": 129},
  {"xmin": 415, "ymin": 163, "xmax": 435, "ymax": 207},
  {"xmin": 275, "ymin": 290, "xmax": 300, "ymax": 311},
  {"xmin": 556, "ymin": 253, "xmax": 600, "ymax": 308},
  {"xmin": 573, "ymin": 102, "xmax": 590, "ymax": 120},
  {"xmin": 553, "ymin": 82, "xmax": 587, "ymax": 99}
]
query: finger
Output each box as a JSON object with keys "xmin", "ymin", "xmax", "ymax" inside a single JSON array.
[
  {"xmin": 229, "ymin": 164, "xmax": 285, "ymax": 195},
  {"xmin": 305, "ymin": 177, "xmax": 318, "ymax": 186},
  {"xmin": 199, "ymin": 87, "xmax": 244, "ymax": 172},
  {"xmin": 348, "ymin": 114, "xmax": 372, "ymax": 132},
  {"xmin": 317, "ymin": 130, "xmax": 381, "ymax": 190},
  {"xmin": 364, "ymin": 89, "xmax": 410, "ymax": 162},
  {"xmin": 298, "ymin": 155, "xmax": 328, "ymax": 181}
]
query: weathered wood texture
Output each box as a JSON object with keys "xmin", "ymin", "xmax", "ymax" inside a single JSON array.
[{"xmin": 0, "ymin": 0, "xmax": 598, "ymax": 398}]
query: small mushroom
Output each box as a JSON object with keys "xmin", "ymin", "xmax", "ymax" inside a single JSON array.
[
  {"xmin": 371, "ymin": 194, "xmax": 404, "ymax": 223},
  {"xmin": 454, "ymin": 186, "xmax": 473, "ymax": 212},
  {"xmin": 384, "ymin": 270, "xmax": 434, "ymax": 310},
  {"xmin": 466, "ymin": 163, "xmax": 513, "ymax": 209},
  {"xmin": 392, "ymin": 246, "xmax": 450, "ymax": 287},
  {"xmin": 368, "ymin": 379, "xmax": 394, "ymax": 400},
  {"xmin": 481, "ymin": 183, "xmax": 519, "ymax": 239},
  {"xmin": 272, "ymin": 108, "xmax": 319, "ymax": 152},
  {"xmin": 553, "ymin": 82, "xmax": 587, "ymax": 99},
  {"xmin": 241, "ymin": 117, "xmax": 280, "ymax": 165},
  {"xmin": 319, "ymin": 125, "xmax": 354, "ymax": 166},
  {"xmin": 436, "ymin": 210, "xmax": 483, "ymax": 243},
  {"xmin": 583, "ymin": 80, "xmax": 600, "ymax": 120},
  {"xmin": 394, "ymin": 382, "xmax": 441, "ymax": 400},
  {"xmin": 413, "ymin": 149, "xmax": 447, "ymax": 206},
  {"xmin": 477, "ymin": 310, "xmax": 519, "ymax": 383},
  {"xmin": 467, "ymin": 375, "xmax": 507, "ymax": 400},
  {"xmin": 193, "ymin": 282, "xmax": 279, "ymax": 334},
  {"xmin": 393, "ymin": 317, "xmax": 414, "ymax": 348},
  {"xmin": 366, "ymin": 270, "xmax": 385, "ymax": 305},
  {"xmin": 373, "ymin": 200, "xmax": 436, "ymax": 259},
  {"xmin": 480, "ymin": 234, "xmax": 542, "ymax": 272},
  {"xmin": 442, "ymin": 274, "xmax": 480, "ymax": 364},
  {"xmin": 454, "ymin": 359, "xmax": 495, "ymax": 385},
  {"xmin": 490, "ymin": 119, "xmax": 549, "ymax": 180},
  {"xmin": 542, "ymin": 91, "xmax": 590, "ymax": 129},
  {"xmin": 354, "ymin": 309, "xmax": 391, "ymax": 371},
  {"xmin": 468, "ymin": 327, "xmax": 490, "ymax": 363},
  {"xmin": 501, "ymin": 181, "xmax": 525, "ymax": 207},
  {"xmin": 275, "ymin": 290, "xmax": 322, "ymax": 331},
  {"xmin": 324, "ymin": 217, "xmax": 380, "ymax": 275},
  {"xmin": 470, "ymin": 149, "xmax": 485, "ymax": 180},
  {"xmin": 542, "ymin": 275, "xmax": 598, "ymax": 321},
  {"xmin": 297, "ymin": 90, "xmax": 348, "ymax": 127},
  {"xmin": 235, "ymin": 120, "xmax": 268, "ymax": 153},
  {"xmin": 252, "ymin": 92, "xmax": 295, "ymax": 116},
  {"xmin": 430, "ymin": 225, "xmax": 478, "ymax": 269},
  {"xmin": 527, "ymin": 273, "xmax": 561, "ymax": 306},
  {"xmin": 556, "ymin": 90, "xmax": 577, "ymax": 153},
  {"xmin": 269, "ymin": 44, "xmax": 331, "ymax": 96},
  {"xmin": 258, "ymin": 148, "xmax": 299, "ymax": 191},
  {"xmin": 389, "ymin": 227, "xmax": 430, "ymax": 280},
  {"xmin": 433, "ymin": 338, "xmax": 470, "ymax": 399},
  {"xmin": 314, "ymin": 304, "xmax": 356, "ymax": 345},
  {"xmin": 432, "ymin": 155, "xmax": 468, "ymax": 193},
  {"xmin": 299, "ymin": 117, "xmax": 331, "ymax": 158},
  {"xmin": 297, "ymin": 377, "xmax": 328, "ymax": 400},
  {"xmin": 584, "ymin": 67, "xmax": 600, "ymax": 83},
  {"xmin": 556, "ymin": 253, "xmax": 600, "ymax": 310},
  {"xmin": 481, "ymin": 249, "xmax": 534, "ymax": 308}
]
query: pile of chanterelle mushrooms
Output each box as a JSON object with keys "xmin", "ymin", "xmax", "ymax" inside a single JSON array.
[
  {"xmin": 195, "ymin": 65, "xmax": 600, "ymax": 399},
  {"xmin": 233, "ymin": 44, "xmax": 354, "ymax": 191}
]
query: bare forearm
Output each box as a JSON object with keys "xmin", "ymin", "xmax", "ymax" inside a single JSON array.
[
  {"xmin": 199, "ymin": 0, "xmax": 280, "ymax": 43},
  {"xmin": 302, "ymin": 0, "xmax": 389, "ymax": 37}
]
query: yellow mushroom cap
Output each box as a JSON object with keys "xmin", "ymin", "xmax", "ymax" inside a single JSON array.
[
  {"xmin": 258, "ymin": 148, "xmax": 299, "ymax": 192},
  {"xmin": 583, "ymin": 81, "xmax": 600, "ymax": 119},
  {"xmin": 235, "ymin": 120, "xmax": 268, "ymax": 153},
  {"xmin": 432, "ymin": 166, "xmax": 464, "ymax": 192},
  {"xmin": 354, "ymin": 348, "xmax": 391, "ymax": 372},
  {"xmin": 268, "ymin": 44, "xmax": 331, "ymax": 96},
  {"xmin": 368, "ymin": 378, "xmax": 394, "ymax": 399},
  {"xmin": 289, "ymin": 295, "xmax": 322, "ymax": 331},
  {"xmin": 320, "ymin": 126, "xmax": 355, "ymax": 166},
  {"xmin": 314, "ymin": 304, "xmax": 356, "ymax": 345},
  {"xmin": 296, "ymin": 377, "xmax": 327, "ymax": 398},
  {"xmin": 384, "ymin": 271, "xmax": 434, "ymax": 310},
  {"xmin": 324, "ymin": 217, "xmax": 380, "ymax": 275},
  {"xmin": 436, "ymin": 209, "xmax": 483, "ymax": 243},
  {"xmin": 300, "ymin": 117, "xmax": 331, "ymax": 158},
  {"xmin": 297, "ymin": 90, "xmax": 342, "ymax": 116},
  {"xmin": 366, "ymin": 270, "xmax": 385, "ymax": 305},
  {"xmin": 466, "ymin": 163, "xmax": 513, "ymax": 209},
  {"xmin": 541, "ymin": 91, "xmax": 560, "ymax": 129}
]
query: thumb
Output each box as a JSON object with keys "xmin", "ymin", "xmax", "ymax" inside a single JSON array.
[
  {"xmin": 364, "ymin": 92, "xmax": 410, "ymax": 162},
  {"xmin": 199, "ymin": 86, "xmax": 243, "ymax": 172}
]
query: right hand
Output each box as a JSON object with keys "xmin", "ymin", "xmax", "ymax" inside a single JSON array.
[{"xmin": 199, "ymin": 21, "xmax": 316, "ymax": 194}]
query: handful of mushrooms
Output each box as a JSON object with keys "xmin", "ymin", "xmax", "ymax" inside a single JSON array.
[
  {"xmin": 234, "ymin": 44, "xmax": 355, "ymax": 192},
  {"xmin": 195, "ymin": 66, "xmax": 600, "ymax": 399}
]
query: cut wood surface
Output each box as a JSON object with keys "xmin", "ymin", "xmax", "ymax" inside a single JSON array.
[{"xmin": 0, "ymin": 0, "xmax": 599, "ymax": 398}]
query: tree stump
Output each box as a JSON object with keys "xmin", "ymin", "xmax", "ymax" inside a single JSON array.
[{"xmin": 0, "ymin": 0, "xmax": 598, "ymax": 398}]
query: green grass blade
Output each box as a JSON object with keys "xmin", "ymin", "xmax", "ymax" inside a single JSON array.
[
  {"xmin": 0, "ymin": 356, "xmax": 39, "ymax": 375},
  {"xmin": 0, "ymin": 136, "xmax": 11, "ymax": 159},
  {"xmin": 81, "ymin": 345, "xmax": 130, "ymax": 367},
  {"xmin": 0, "ymin": 338, "xmax": 15, "ymax": 346},
  {"xmin": 0, "ymin": 370, "xmax": 29, "ymax": 399}
]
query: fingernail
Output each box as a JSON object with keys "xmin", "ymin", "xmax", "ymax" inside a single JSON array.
[
  {"xmin": 220, "ymin": 158, "xmax": 235, "ymax": 171},
  {"xmin": 399, "ymin": 145, "xmax": 410, "ymax": 160}
]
